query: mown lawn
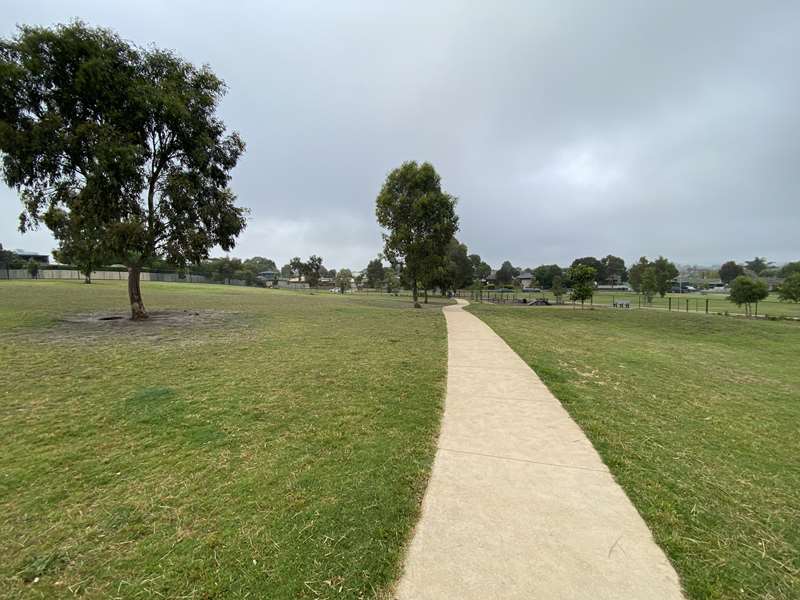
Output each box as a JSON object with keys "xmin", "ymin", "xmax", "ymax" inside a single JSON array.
[
  {"xmin": 467, "ymin": 304, "xmax": 799, "ymax": 600},
  {"xmin": 0, "ymin": 280, "xmax": 449, "ymax": 599}
]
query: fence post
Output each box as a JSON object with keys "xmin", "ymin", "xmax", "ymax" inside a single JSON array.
[
  {"xmin": 705, "ymin": 299, "xmax": 709, "ymax": 314},
  {"xmin": 668, "ymin": 297, "xmax": 672, "ymax": 311},
  {"xmin": 686, "ymin": 298, "xmax": 689, "ymax": 312}
]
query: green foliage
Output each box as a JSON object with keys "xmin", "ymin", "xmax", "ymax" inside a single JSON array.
[
  {"xmin": 601, "ymin": 254, "xmax": 627, "ymax": 284},
  {"xmin": 744, "ymin": 256, "xmax": 772, "ymax": 275},
  {"xmin": 641, "ymin": 266, "xmax": 657, "ymax": 302},
  {"xmin": 719, "ymin": 260, "xmax": 744, "ymax": 284},
  {"xmin": 652, "ymin": 256, "xmax": 679, "ymax": 297},
  {"xmin": 303, "ymin": 255, "xmax": 324, "ymax": 287},
  {"xmin": 551, "ymin": 274, "xmax": 564, "ymax": 303},
  {"xmin": 628, "ymin": 256, "xmax": 649, "ymax": 292},
  {"xmin": 728, "ymin": 275, "xmax": 769, "ymax": 316},
  {"xmin": 242, "ymin": 256, "xmax": 277, "ymax": 274},
  {"xmin": 26, "ymin": 258, "xmax": 39, "ymax": 278},
  {"xmin": 532, "ymin": 264, "xmax": 563, "ymax": 289},
  {"xmin": 571, "ymin": 257, "xmax": 605, "ymax": 283},
  {"xmin": 375, "ymin": 161, "xmax": 458, "ymax": 305},
  {"xmin": 495, "ymin": 260, "xmax": 515, "ymax": 286},
  {"xmin": 335, "ymin": 268, "xmax": 353, "ymax": 293},
  {"xmin": 0, "ymin": 22, "xmax": 246, "ymax": 317},
  {"xmin": 567, "ymin": 263, "xmax": 596, "ymax": 306},
  {"xmin": 365, "ymin": 257, "xmax": 385, "ymax": 288},
  {"xmin": 383, "ymin": 267, "xmax": 400, "ymax": 293},
  {"xmin": 776, "ymin": 273, "xmax": 800, "ymax": 303},
  {"xmin": 468, "ymin": 254, "xmax": 492, "ymax": 281},
  {"xmin": 777, "ymin": 261, "xmax": 800, "ymax": 278}
]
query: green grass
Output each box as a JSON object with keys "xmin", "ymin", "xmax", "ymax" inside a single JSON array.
[
  {"xmin": 463, "ymin": 290, "xmax": 800, "ymax": 318},
  {"xmin": 467, "ymin": 303, "xmax": 799, "ymax": 600},
  {"xmin": 0, "ymin": 280, "xmax": 449, "ymax": 599}
]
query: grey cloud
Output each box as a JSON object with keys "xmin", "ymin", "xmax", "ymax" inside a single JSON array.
[{"xmin": 2, "ymin": 0, "xmax": 798, "ymax": 270}]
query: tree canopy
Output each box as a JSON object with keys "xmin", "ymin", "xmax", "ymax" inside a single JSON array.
[
  {"xmin": 728, "ymin": 275, "xmax": 769, "ymax": 316},
  {"xmin": 495, "ymin": 261, "xmax": 515, "ymax": 287},
  {"xmin": 719, "ymin": 261, "xmax": 744, "ymax": 284},
  {"xmin": 776, "ymin": 273, "xmax": 800, "ymax": 303},
  {"xmin": 567, "ymin": 263, "xmax": 596, "ymax": 307},
  {"xmin": 532, "ymin": 264, "xmax": 563, "ymax": 289},
  {"xmin": 0, "ymin": 22, "xmax": 246, "ymax": 318},
  {"xmin": 375, "ymin": 161, "xmax": 458, "ymax": 307}
]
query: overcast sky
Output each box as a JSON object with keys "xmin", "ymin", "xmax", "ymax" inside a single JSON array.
[{"xmin": 2, "ymin": 1, "xmax": 799, "ymax": 269}]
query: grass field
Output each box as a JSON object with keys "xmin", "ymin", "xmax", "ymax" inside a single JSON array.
[
  {"xmin": 460, "ymin": 289, "xmax": 800, "ymax": 319},
  {"xmin": 467, "ymin": 304, "xmax": 799, "ymax": 600},
  {"xmin": 0, "ymin": 280, "xmax": 449, "ymax": 599}
]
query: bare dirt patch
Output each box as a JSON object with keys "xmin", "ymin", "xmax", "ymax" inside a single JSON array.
[{"xmin": 44, "ymin": 309, "xmax": 246, "ymax": 345}]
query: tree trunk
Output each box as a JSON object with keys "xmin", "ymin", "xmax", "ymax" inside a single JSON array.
[
  {"xmin": 84, "ymin": 272, "xmax": 91, "ymax": 284},
  {"xmin": 412, "ymin": 281, "xmax": 421, "ymax": 308},
  {"xmin": 128, "ymin": 267, "xmax": 149, "ymax": 320},
  {"xmin": 424, "ymin": 289, "xmax": 428, "ymax": 304}
]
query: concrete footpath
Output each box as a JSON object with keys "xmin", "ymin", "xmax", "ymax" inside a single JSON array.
[{"xmin": 395, "ymin": 300, "xmax": 684, "ymax": 600}]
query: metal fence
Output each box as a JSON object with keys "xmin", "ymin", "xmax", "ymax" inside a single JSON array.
[{"xmin": 0, "ymin": 268, "xmax": 240, "ymax": 285}]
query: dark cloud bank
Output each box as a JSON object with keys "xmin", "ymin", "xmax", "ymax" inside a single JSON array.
[{"xmin": 2, "ymin": 1, "xmax": 798, "ymax": 269}]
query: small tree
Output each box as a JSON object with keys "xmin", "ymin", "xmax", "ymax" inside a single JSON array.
[
  {"xmin": 776, "ymin": 273, "xmax": 800, "ymax": 303},
  {"xmin": 303, "ymin": 255, "xmax": 323, "ymax": 288},
  {"xmin": 567, "ymin": 264, "xmax": 596, "ymax": 308},
  {"xmin": 375, "ymin": 161, "xmax": 458, "ymax": 308},
  {"xmin": 728, "ymin": 275, "xmax": 769, "ymax": 317},
  {"xmin": 495, "ymin": 261, "xmax": 515, "ymax": 287},
  {"xmin": 27, "ymin": 259, "xmax": 39, "ymax": 279},
  {"xmin": 365, "ymin": 257, "xmax": 385, "ymax": 288},
  {"xmin": 641, "ymin": 266, "xmax": 657, "ymax": 303},
  {"xmin": 384, "ymin": 267, "xmax": 400, "ymax": 294},
  {"xmin": 551, "ymin": 274, "xmax": 564, "ymax": 304},
  {"xmin": 336, "ymin": 268, "xmax": 352, "ymax": 294},
  {"xmin": 652, "ymin": 256, "xmax": 679, "ymax": 297},
  {"xmin": 628, "ymin": 256, "xmax": 650, "ymax": 293},
  {"xmin": 745, "ymin": 257, "xmax": 772, "ymax": 275}
]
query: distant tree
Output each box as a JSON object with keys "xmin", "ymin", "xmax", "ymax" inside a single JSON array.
[
  {"xmin": 365, "ymin": 257, "xmax": 385, "ymax": 288},
  {"xmin": 601, "ymin": 255, "xmax": 627, "ymax": 284},
  {"xmin": 303, "ymin": 255, "xmax": 324, "ymax": 287},
  {"xmin": 719, "ymin": 261, "xmax": 745, "ymax": 284},
  {"xmin": 328, "ymin": 268, "xmax": 337, "ymax": 280},
  {"xmin": 384, "ymin": 267, "xmax": 400, "ymax": 293},
  {"xmin": 50, "ymin": 213, "xmax": 109, "ymax": 283},
  {"xmin": 776, "ymin": 273, "xmax": 800, "ymax": 303},
  {"xmin": 335, "ymin": 268, "xmax": 352, "ymax": 294},
  {"xmin": 375, "ymin": 161, "xmax": 458, "ymax": 307},
  {"xmin": 280, "ymin": 263, "xmax": 293, "ymax": 277},
  {"xmin": 728, "ymin": 275, "xmax": 769, "ymax": 316},
  {"xmin": 628, "ymin": 257, "xmax": 649, "ymax": 292},
  {"xmin": 496, "ymin": 261, "xmax": 515, "ymax": 286},
  {"xmin": 567, "ymin": 264, "xmax": 596, "ymax": 308},
  {"xmin": 652, "ymin": 256, "xmax": 679, "ymax": 297},
  {"xmin": 243, "ymin": 257, "xmax": 277, "ymax": 273},
  {"xmin": 0, "ymin": 23, "xmax": 247, "ymax": 319},
  {"xmin": 551, "ymin": 274, "xmax": 565, "ymax": 304},
  {"xmin": 447, "ymin": 240, "xmax": 473, "ymax": 290},
  {"xmin": 745, "ymin": 257, "xmax": 773, "ymax": 275},
  {"xmin": 288, "ymin": 257, "xmax": 304, "ymax": 280},
  {"xmin": 469, "ymin": 254, "xmax": 492, "ymax": 281},
  {"xmin": 27, "ymin": 258, "xmax": 39, "ymax": 279},
  {"xmin": 641, "ymin": 266, "xmax": 657, "ymax": 303},
  {"xmin": 571, "ymin": 257, "xmax": 605, "ymax": 283},
  {"xmin": 532, "ymin": 264, "xmax": 563, "ymax": 289},
  {"xmin": 778, "ymin": 261, "xmax": 800, "ymax": 278}
]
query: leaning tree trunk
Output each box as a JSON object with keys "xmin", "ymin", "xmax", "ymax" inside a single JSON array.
[
  {"xmin": 412, "ymin": 281, "xmax": 421, "ymax": 308},
  {"xmin": 128, "ymin": 266, "xmax": 148, "ymax": 320}
]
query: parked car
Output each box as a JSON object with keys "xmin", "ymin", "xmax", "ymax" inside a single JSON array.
[{"xmin": 522, "ymin": 287, "xmax": 542, "ymax": 293}]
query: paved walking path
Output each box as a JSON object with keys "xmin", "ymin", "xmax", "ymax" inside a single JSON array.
[{"xmin": 395, "ymin": 300, "xmax": 684, "ymax": 600}]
